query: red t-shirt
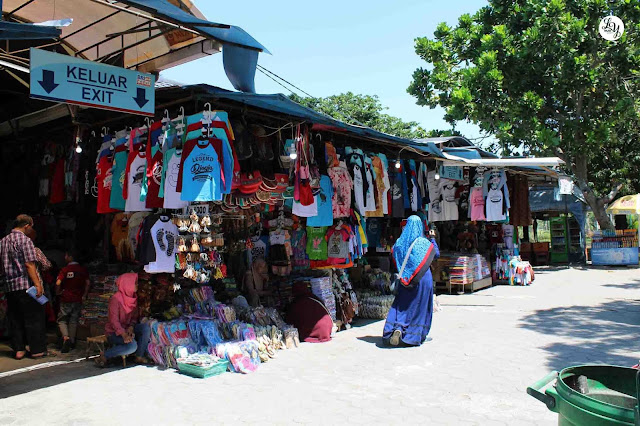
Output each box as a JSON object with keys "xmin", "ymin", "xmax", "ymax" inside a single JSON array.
[
  {"xmin": 57, "ymin": 263, "xmax": 89, "ymax": 303},
  {"xmin": 96, "ymin": 156, "xmax": 117, "ymax": 214},
  {"xmin": 145, "ymin": 148, "xmax": 164, "ymax": 208}
]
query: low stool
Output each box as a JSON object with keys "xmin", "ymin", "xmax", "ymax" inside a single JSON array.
[{"xmin": 86, "ymin": 335, "xmax": 127, "ymax": 367}]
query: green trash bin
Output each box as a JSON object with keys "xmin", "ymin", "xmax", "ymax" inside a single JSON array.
[{"xmin": 528, "ymin": 365, "xmax": 640, "ymax": 425}]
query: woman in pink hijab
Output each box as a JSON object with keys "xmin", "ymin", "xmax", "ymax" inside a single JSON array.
[{"xmin": 95, "ymin": 273, "xmax": 150, "ymax": 367}]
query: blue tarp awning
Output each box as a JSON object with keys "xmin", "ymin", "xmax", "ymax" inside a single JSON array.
[
  {"xmin": 119, "ymin": 0, "xmax": 269, "ymax": 53},
  {"xmin": 183, "ymin": 84, "xmax": 444, "ymax": 157},
  {"xmin": 0, "ymin": 20, "xmax": 61, "ymax": 40},
  {"xmin": 529, "ymin": 185, "xmax": 589, "ymax": 235}
]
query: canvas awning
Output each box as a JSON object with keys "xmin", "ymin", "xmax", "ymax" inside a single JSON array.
[
  {"xmin": 1, "ymin": 0, "xmax": 267, "ymax": 74},
  {"xmin": 607, "ymin": 194, "xmax": 640, "ymax": 215}
]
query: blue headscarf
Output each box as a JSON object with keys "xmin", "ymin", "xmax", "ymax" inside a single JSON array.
[{"xmin": 392, "ymin": 216, "xmax": 436, "ymax": 287}]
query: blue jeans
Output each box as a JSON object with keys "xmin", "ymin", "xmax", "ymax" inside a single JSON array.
[{"xmin": 105, "ymin": 323, "xmax": 150, "ymax": 359}]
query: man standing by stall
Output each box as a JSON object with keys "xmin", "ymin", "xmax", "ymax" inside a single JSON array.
[{"xmin": 0, "ymin": 214, "xmax": 48, "ymax": 359}]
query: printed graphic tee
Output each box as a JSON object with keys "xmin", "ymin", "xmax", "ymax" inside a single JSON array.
[
  {"xmin": 306, "ymin": 227, "xmax": 328, "ymax": 260},
  {"xmin": 307, "ymin": 175, "xmax": 334, "ymax": 227},
  {"xmin": 486, "ymin": 188, "xmax": 506, "ymax": 222},
  {"xmin": 141, "ymin": 145, "xmax": 164, "ymax": 209},
  {"xmin": 469, "ymin": 187, "xmax": 486, "ymax": 221},
  {"xmin": 109, "ymin": 148, "xmax": 127, "ymax": 211},
  {"xmin": 328, "ymin": 164, "xmax": 353, "ymax": 219},
  {"xmin": 162, "ymin": 148, "xmax": 188, "ymax": 209},
  {"xmin": 96, "ymin": 156, "xmax": 118, "ymax": 214},
  {"xmin": 144, "ymin": 216, "xmax": 179, "ymax": 273},
  {"xmin": 125, "ymin": 152, "xmax": 151, "ymax": 212},
  {"xmin": 178, "ymin": 139, "xmax": 221, "ymax": 202}
]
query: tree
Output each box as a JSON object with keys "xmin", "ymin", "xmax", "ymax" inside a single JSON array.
[
  {"xmin": 408, "ymin": 0, "xmax": 640, "ymax": 230},
  {"xmin": 290, "ymin": 92, "xmax": 437, "ymax": 139}
]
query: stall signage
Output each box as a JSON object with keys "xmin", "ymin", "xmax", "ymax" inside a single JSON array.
[
  {"xmin": 439, "ymin": 165, "xmax": 464, "ymax": 181},
  {"xmin": 29, "ymin": 48, "xmax": 155, "ymax": 116}
]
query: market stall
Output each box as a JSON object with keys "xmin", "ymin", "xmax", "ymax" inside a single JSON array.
[{"xmin": 592, "ymin": 194, "xmax": 640, "ymax": 266}]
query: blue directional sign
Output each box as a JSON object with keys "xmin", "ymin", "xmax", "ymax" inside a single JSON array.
[{"xmin": 30, "ymin": 48, "xmax": 155, "ymax": 116}]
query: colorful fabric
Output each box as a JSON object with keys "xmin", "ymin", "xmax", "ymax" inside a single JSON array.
[{"xmin": 391, "ymin": 216, "xmax": 436, "ymax": 287}]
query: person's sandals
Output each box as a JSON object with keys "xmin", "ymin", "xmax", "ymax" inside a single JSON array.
[
  {"xmin": 30, "ymin": 351, "xmax": 57, "ymax": 359},
  {"xmin": 94, "ymin": 353, "xmax": 107, "ymax": 368},
  {"xmin": 389, "ymin": 329, "xmax": 402, "ymax": 346},
  {"xmin": 133, "ymin": 356, "xmax": 153, "ymax": 365},
  {"xmin": 14, "ymin": 351, "xmax": 26, "ymax": 360}
]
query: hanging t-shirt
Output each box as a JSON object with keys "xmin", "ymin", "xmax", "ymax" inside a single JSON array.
[
  {"xmin": 178, "ymin": 139, "xmax": 222, "ymax": 202},
  {"xmin": 96, "ymin": 156, "xmax": 118, "ymax": 214},
  {"xmin": 49, "ymin": 158, "xmax": 66, "ymax": 204},
  {"xmin": 144, "ymin": 216, "xmax": 179, "ymax": 273},
  {"xmin": 389, "ymin": 169, "xmax": 405, "ymax": 218},
  {"xmin": 502, "ymin": 224, "xmax": 515, "ymax": 250},
  {"xmin": 366, "ymin": 218, "xmax": 383, "ymax": 250},
  {"xmin": 377, "ymin": 154, "xmax": 391, "ymax": 215},
  {"xmin": 306, "ymin": 227, "xmax": 328, "ymax": 260},
  {"xmin": 351, "ymin": 163, "xmax": 366, "ymax": 216},
  {"xmin": 469, "ymin": 186, "xmax": 486, "ymax": 221},
  {"xmin": 124, "ymin": 152, "xmax": 151, "ymax": 212},
  {"xmin": 292, "ymin": 193, "xmax": 318, "ymax": 217},
  {"xmin": 366, "ymin": 156, "xmax": 385, "ymax": 218},
  {"xmin": 328, "ymin": 163, "xmax": 352, "ymax": 219},
  {"xmin": 141, "ymin": 146, "xmax": 164, "ymax": 209},
  {"xmin": 486, "ymin": 188, "xmax": 506, "ymax": 222},
  {"xmin": 307, "ymin": 175, "xmax": 334, "ymax": 227},
  {"xmin": 162, "ymin": 148, "xmax": 188, "ymax": 210},
  {"xmin": 291, "ymin": 228, "xmax": 309, "ymax": 270},
  {"xmin": 247, "ymin": 236, "xmax": 269, "ymax": 266},
  {"xmin": 363, "ymin": 157, "xmax": 376, "ymax": 213},
  {"xmin": 427, "ymin": 170, "xmax": 443, "ymax": 222},
  {"xmin": 440, "ymin": 179, "xmax": 459, "ymax": 221},
  {"xmin": 326, "ymin": 226, "xmax": 350, "ymax": 260},
  {"xmin": 109, "ymin": 148, "xmax": 127, "ymax": 211}
]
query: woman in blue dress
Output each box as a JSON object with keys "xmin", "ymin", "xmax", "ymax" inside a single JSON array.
[{"xmin": 383, "ymin": 215, "xmax": 439, "ymax": 346}]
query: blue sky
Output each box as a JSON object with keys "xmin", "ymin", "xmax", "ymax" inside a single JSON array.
[{"xmin": 162, "ymin": 0, "xmax": 490, "ymax": 140}]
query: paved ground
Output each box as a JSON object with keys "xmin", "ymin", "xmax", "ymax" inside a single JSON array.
[{"xmin": 1, "ymin": 265, "xmax": 639, "ymax": 425}]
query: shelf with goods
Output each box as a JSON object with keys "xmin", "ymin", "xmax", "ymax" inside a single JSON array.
[
  {"xmin": 567, "ymin": 216, "xmax": 584, "ymax": 262},
  {"xmin": 590, "ymin": 229, "xmax": 639, "ymax": 266},
  {"xmin": 550, "ymin": 217, "xmax": 569, "ymax": 264}
]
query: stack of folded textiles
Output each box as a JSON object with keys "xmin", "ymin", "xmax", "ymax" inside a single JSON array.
[{"xmin": 79, "ymin": 275, "xmax": 118, "ymax": 326}]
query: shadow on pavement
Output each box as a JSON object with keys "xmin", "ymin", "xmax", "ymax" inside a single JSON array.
[
  {"xmin": 0, "ymin": 359, "xmax": 131, "ymax": 399},
  {"xmin": 519, "ymin": 299, "xmax": 640, "ymax": 370},
  {"xmin": 603, "ymin": 279, "xmax": 640, "ymax": 290},
  {"xmin": 356, "ymin": 335, "xmax": 390, "ymax": 349}
]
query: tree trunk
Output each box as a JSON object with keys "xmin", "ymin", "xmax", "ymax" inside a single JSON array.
[{"xmin": 572, "ymin": 154, "xmax": 615, "ymax": 231}]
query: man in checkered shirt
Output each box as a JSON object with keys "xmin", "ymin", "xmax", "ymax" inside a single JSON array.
[{"xmin": 1, "ymin": 214, "xmax": 47, "ymax": 359}]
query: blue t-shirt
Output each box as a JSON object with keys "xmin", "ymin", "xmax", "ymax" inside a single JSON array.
[
  {"xmin": 307, "ymin": 175, "xmax": 334, "ymax": 227},
  {"xmin": 180, "ymin": 140, "xmax": 221, "ymax": 202}
]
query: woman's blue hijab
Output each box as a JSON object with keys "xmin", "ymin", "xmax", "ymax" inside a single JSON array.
[{"xmin": 392, "ymin": 215, "xmax": 436, "ymax": 287}]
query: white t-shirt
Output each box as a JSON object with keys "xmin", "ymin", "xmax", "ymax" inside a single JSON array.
[
  {"xmin": 364, "ymin": 163, "xmax": 376, "ymax": 212},
  {"xmin": 440, "ymin": 179, "xmax": 459, "ymax": 221},
  {"xmin": 163, "ymin": 149, "xmax": 189, "ymax": 210},
  {"xmin": 144, "ymin": 217, "xmax": 179, "ymax": 273},
  {"xmin": 486, "ymin": 188, "xmax": 506, "ymax": 222},
  {"xmin": 352, "ymin": 164, "xmax": 366, "ymax": 216},
  {"xmin": 292, "ymin": 196, "xmax": 318, "ymax": 217},
  {"xmin": 125, "ymin": 153, "xmax": 151, "ymax": 212},
  {"xmin": 502, "ymin": 224, "xmax": 515, "ymax": 249}
]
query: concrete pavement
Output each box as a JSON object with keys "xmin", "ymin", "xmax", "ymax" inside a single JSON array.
[{"xmin": 1, "ymin": 265, "xmax": 639, "ymax": 425}]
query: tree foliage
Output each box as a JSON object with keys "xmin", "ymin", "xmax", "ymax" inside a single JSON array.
[
  {"xmin": 289, "ymin": 92, "xmax": 440, "ymax": 139},
  {"xmin": 408, "ymin": 0, "xmax": 640, "ymax": 229}
]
